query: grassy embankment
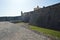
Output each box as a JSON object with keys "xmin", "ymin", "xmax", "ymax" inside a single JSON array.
[
  {"xmin": 17, "ymin": 22, "xmax": 60, "ymax": 38},
  {"xmin": 29, "ymin": 25, "xmax": 60, "ymax": 38}
]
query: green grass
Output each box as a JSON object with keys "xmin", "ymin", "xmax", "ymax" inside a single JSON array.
[{"xmin": 29, "ymin": 25, "xmax": 60, "ymax": 38}]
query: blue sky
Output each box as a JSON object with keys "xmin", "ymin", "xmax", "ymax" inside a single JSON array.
[{"xmin": 0, "ymin": 0, "xmax": 60, "ymax": 17}]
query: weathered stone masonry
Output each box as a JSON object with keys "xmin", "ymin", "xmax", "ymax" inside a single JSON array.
[{"xmin": 21, "ymin": 3, "xmax": 60, "ymax": 31}]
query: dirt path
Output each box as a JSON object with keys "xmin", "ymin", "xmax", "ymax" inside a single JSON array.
[{"xmin": 0, "ymin": 22, "xmax": 57, "ymax": 40}]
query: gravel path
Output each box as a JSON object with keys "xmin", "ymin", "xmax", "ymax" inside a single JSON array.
[{"xmin": 0, "ymin": 22, "xmax": 57, "ymax": 40}]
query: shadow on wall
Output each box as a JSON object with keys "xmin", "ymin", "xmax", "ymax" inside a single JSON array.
[{"xmin": 21, "ymin": 3, "xmax": 60, "ymax": 31}]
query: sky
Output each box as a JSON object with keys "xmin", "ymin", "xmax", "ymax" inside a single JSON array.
[{"xmin": 0, "ymin": 0, "xmax": 60, "ymax": 17}]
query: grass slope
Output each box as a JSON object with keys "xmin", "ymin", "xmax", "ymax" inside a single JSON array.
[{"xmin": 29, "ymin": 25, "xmax": 60, "ymax": 38}]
